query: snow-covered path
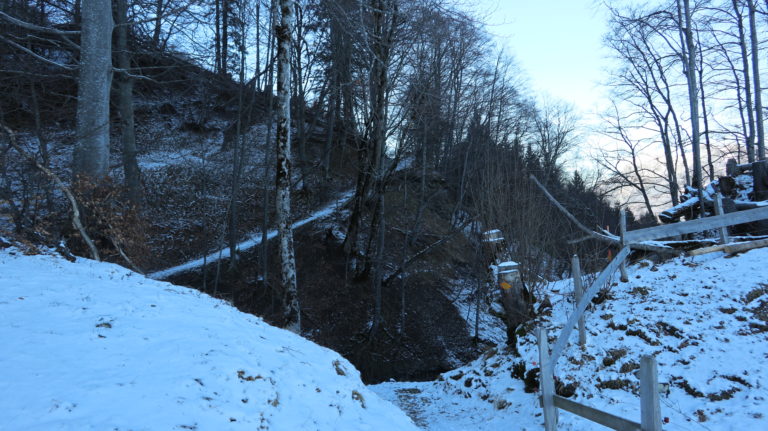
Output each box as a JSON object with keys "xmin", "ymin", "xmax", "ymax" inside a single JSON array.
[{"xmin": 149, "ymin": 190, "xmax": 353, "ymax": 280}]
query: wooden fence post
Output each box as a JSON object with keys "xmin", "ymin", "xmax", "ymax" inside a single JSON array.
[
  {"xmin": 619, "ymin": 209, "xmax": 629, "ymax": 282},
  {"xmin": 571, "ymin": 255, "xmax": 586, "ymax": 349},
  {"xmin": 537, "ymin": 327, "xmax": 558, "ymax": 431},
  {"xmin": 640, "ymin": 355, "xmax": 662, "ymax": 431},
  {"xmin": 713, "ymin": 193, "xmax": 730, "ymax": 245}
]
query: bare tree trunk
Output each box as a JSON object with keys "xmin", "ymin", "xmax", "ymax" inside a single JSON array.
[
  {"xmin": 661, "ymin": 116, "xmax": 680, "ymax": 206},
  {"xmin": 215, "ymin": 0, "xmax": 221, "ymax": 74},
  {"xmin": 228, "ymin": 29, "xmax": 247, "ymax": 272},
  {"xmin": 733, "ymin": 0, "xmax": 756, "ymax": 163},
  {"xmin": 681, "ymin": 0, "xmax": 703, "ymax": 210},
  {"xmin": 261, "ymin": 0, "xmax": 278, "ymax": 288},
  {"xmin": 670, "ymin": 108, "xmax": 691, "ymax": 185},
  {"xmin": 323, "ymin": 3, "xmax": 347, "ymax": 178},
  {"xmin": 29, "ymin": 81, "xmax": 54, "ymax": 212},
  {"xmin": 115, "ymin": 0, "xmax": 141, "ymax": 204},
  {"xmin": 222, "ymin": 0, "xmax": 229, "ymax": 76},
  {"xmin": 292, "ymin": 2, "xmax": 308, "ymax": 190},
  {"xmin": 633, "ymin": 158, "xmax": 655, "ymax": 218},
  {"xmin": 343, "ymin": 142, "xmax": 368, "ymax": 271},
  {"xmin": 696, "ymin": 30, "xmax": 714, "ymax": 181},
  {"xmin": 255, "ymin": 1, "xmax": 261, "ymax": 91},
  {"xmin": 152, "ymin": 0, "xmax": 162, "ymax": 48},
  {"xmin": 368, "ymin": 0, "xmax": 396, "ymax": 334},
  {"xmin": 748, "ymin": 0, "xmax": 765, "ymax": 159},
  {"xmin": 73, "ymin": 0, "xmax": 112, "ymax": 180},
  {"xmin": 275, "ymin": 0, "xmax": 299, "ymax": 332},
  {"xmin": 339, "ymin": 0, "xmax": 365, "ymax": 273},
  {"xmin": 323, "ymin": 89, "xmax": 338, "ymax": 179}
]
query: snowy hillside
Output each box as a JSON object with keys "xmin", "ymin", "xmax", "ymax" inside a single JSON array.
[
  {"xmin": 0, "ymin": 244, "xmax": 417, "ymax": 431},
  {"xmin": 374, "ymin": 247, "xmax": 768, "ymax": 430}
]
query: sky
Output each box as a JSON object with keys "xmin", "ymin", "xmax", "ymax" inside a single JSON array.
[{"xmin": 478, "ymin": 0, "xmax": 613, "ymax": 117}]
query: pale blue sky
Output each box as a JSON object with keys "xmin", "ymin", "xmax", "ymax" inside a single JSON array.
[{"xmin": 479, "ymin": 0, "xmax": 612, "ymax": 115}]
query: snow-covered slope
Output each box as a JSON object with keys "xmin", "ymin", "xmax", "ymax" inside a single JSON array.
[
  {"xmin": 374, "ymin": 247, "xmax": 768, "ymax": 430},
  {"xmin": 0, "ymin": 246, "xmax": 417, "ymax": 431}
]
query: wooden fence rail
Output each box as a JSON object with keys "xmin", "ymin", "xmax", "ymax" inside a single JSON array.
[
  {"xmin": 625, "ymin": 205, "xmax": 768, "ymax": 243},
  {"xmin": 549, "ymin": 246, "xmax": 630, "ymax": 365},
  {"xmin": 552, "ymin": 395, "xmax": 641, "ymax": 431},
  {"xmin": 538, "ymin": 328, "xmax": 661, "ymax": 431}
]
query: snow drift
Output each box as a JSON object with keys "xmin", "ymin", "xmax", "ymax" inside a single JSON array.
[{"xmin": 0, "ymin": 245, "xmax": 417, "ymax": 431}]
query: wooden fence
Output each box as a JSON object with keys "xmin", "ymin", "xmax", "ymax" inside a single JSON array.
[{"xmin": 537, "ymin": 198, "xmax": 768, "ymax": 431}]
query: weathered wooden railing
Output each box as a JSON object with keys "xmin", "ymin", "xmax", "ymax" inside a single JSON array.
[
  {"xmin": 625, "ymin": 205, "xmax": 768, "ymax": 243},
  {"xmin": 537, "ymin": 202, "xmax": 768, "ymax": 431},
  {"xmin": 538, "ymin": 328, "xmax": 660, "ymax": 431}
]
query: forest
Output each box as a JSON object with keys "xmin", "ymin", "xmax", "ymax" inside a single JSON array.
[{"xmin": 1, "ymin": 0, "xmax": 768, "ymax": 411}]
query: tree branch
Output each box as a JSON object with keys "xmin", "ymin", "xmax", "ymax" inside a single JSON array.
[
  {"xmin": 1, "ymin": 124, "xmax": 100, "ymax": 261},
  {"xmin": 530, "ymin": 174, "xmax": 620, "ymax": 244},
  {"xmin": 0, "ymin": 11, "xmax": 80, "ymax": 35}
]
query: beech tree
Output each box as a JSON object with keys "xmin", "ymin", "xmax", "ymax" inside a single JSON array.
[{"xmin": 72, "ymin": 0, "xmax": 112, "ymax": 180}]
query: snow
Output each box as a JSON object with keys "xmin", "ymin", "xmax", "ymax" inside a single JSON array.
[
  {"xmin": 137, "ymin": 148, "xmax": 212, "ymax": 170},
  {"xmin": 497, "ymin": 261, "xmax": 519, "ymax": 273},
  {"xmin": 5, "ymin": 210, "xmax": 768, "ymax": 431},
  {"xmin": 149, "ymin": 190, "xmax": 354, "ymax": 280},
  {"xmin": 0, "ymin": 246, "xmax": 417, "ymax": 431},
  {"xmin": 373, "ymin": 246, "xmax": 768, "ymax": 430}
]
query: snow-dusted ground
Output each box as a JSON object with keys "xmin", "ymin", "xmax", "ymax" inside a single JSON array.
[
  {"xmin": 4, "ymin": 231, "xmax": 767, "ymax": 431},
  {"xmin": 373, "ymin": 247, "xmax": 768, "ymax": 430},
  {"xmin": 0, "ymin": 245, "xmax": 417, "ymax": 431}
]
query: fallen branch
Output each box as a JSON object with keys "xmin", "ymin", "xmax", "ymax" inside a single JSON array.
[
  {"xmin": 1, "ymin": 124, "xmax": 100, "ymax": 261},
  {"xmin": 567, "ymin": 234, "xmax": 593, "ymax": 245},
  {"xmin": 383, "ymin": 234, "xmax": 454, "ymax": 287},
  {"xmin": 530, "ymin": 175, "xmax": 620, "ymax": 245},
  {"xmin": 106, "ymin": 223, "xmax": 144, "ymax": 275},
  {"xmin": 381, "ymin": 214, "xmax": 477, "ymax": 287}
]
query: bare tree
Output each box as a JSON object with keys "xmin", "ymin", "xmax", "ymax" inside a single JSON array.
[
  {"xmin": 604, "ymin": 7, "xmax": 684, "ymax": 206},
  {"xmin": 72, "ymin": 0, "xmax": 112, "ymax": 180},
  {"xmin": 367, "ymin": 0, "xmax": 398, "ymax": 334},
  {"xmin": 275, "ymin": 0, "xmax": 299, "ymax": 332},
  {"xmin": 732, "ymin": 0, "xmax": 756, "ymax": 163},
  {"xmin": 115, "ymin": 0, "xmax": 141, "ymax": 204},
  {"xmin": 533, "ymin": 99, "xmax": 579, "ymax": 180},
  {"xmin": 680, "ymin": 0, "xmax": 704, "ymax": 210},
  {"xmin": 596, "ymin": 104, "xmax": 657, "ymax": 217},
  {"xmin": 747, "ymin": 0, "xmax": 765, "ymax": 159}
]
